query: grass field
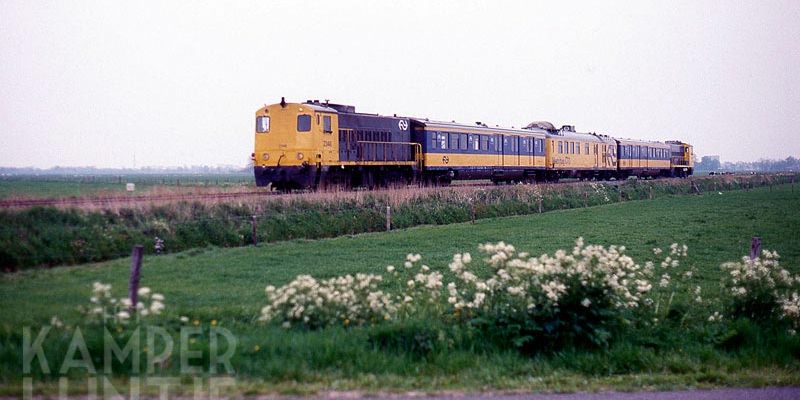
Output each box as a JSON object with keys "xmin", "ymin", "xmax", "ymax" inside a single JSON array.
[
  {"xmin": 0, "ymin": 174, "xmax": 253, "ymax": 200},
  {"xmin": 1, "ymin": 184, "xmax": 799, "ymax": 394}
]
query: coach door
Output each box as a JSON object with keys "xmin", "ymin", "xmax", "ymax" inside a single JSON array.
[{"xmin": 502, "ymin": 135, "xmax": 518, "ymax": 166}]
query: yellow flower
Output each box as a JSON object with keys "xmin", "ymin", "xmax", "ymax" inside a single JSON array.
[
  {"xmin": 211, "ymin": 320, "xmax": 218, "ymax": 326},
  {"xmin": 253, "ymin": 345, "xmax": 261, "ymax": 352},
  {"xmin": 193, "ymin": 320, "xmax": 200, "ymax": 326},
  {"xmin": 344, "ymin": 319, "xmax": 350, "ymax": 327}
]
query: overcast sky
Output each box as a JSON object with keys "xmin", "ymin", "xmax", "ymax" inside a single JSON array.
[{"xmin": 1, "ymin": 1, "xmax": 799, "ymax": 168}]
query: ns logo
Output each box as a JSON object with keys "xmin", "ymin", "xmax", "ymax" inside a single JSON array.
[{"xmin": 398, "ymin": 120, "xmax": 408, "ymax": 131}]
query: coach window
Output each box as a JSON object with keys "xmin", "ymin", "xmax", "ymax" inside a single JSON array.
[
  {"xmin": 323, "ymin": 116, "xmax": 332, "ymax": 134},
  {"xmin": 297, "ymin": 115, "xmax": 312, "ymax": 132},
  {"xmin": 256, "ymin": 116, "xmax": 270, "ymax": 133},
  {"xmin": 440, "ymin": 133, "xmax": 447, "ymax": 149},
  {"xmin": 558, "ymin": 141, "xmax": 563, "ymax": 153},
  {"xmin": 460, "ymin": 134, "xmax": 468, "ymax": 150}
]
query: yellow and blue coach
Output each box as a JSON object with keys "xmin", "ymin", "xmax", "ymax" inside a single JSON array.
[
  {"xmin": 616, "ymin": 138, "xmax": 672, "ymax": 178},
  {"xmin": 411, "ymin": 119, "xmax": 547, "ymax": 184}
]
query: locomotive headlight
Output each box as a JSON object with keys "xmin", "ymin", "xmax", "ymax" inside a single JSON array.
[
  {"xmin": 296, "ymin": 152, "xmax": 304, "ymax": 160},
  {"xmin": 262, "ymin": 152, "xmax": 269, "ymax": 161}
]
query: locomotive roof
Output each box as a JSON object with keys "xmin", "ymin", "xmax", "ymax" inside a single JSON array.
[
  {"xmin": 411, "ymin": 118, "xmax": 546, "ymax": 136},
  {"xmin": 301, "ymin": 103, "xmax": 339, "ymax": 113}
]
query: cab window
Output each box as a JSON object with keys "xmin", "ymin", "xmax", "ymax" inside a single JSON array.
[
  {"xmin": 323, "ymin": 116, "xmax": 332, "ymax": 134},
  {"xmin": 297, "ymin": 115, "xmax": 312, "ymax": 132},
  {"xmin": 256, "ymin": 116, "xmax": 270, "ymax": 133}
]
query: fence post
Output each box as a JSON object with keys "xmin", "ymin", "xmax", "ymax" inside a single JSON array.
[
  {"xmin": 128, "ymin": 245, "xmax": 144, "ymax": 311},
  {"xmin": 649, "ymin": 185, "xmax": 653, "ymax": 200},
  {"xmin": 471, "ymin": 203, "xmax": 476, "ymax": 224},
  {"xmin": 750, "ymin": 237, "xmax": 761, "ymax": 261},
  {"xmin": 386, "ymin": 206, "xmax": 391, "ymax": 231},
  {"xmin": 619, "ymin": 187, "xmax": 623, "ymax": 202},
  {"xmin": 583, "ymin": 192, "xmax": 588, "ymax": 207},
  {"xmin": 251, "ymin": 215, "xmax": 258, "ymax": 246}
]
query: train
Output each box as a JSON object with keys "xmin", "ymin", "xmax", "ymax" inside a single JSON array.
[{"xmin": 252, "ymin": 98, "xmax": 693, "ymax": 190}]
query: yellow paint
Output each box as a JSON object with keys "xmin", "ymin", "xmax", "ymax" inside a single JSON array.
[
  {"xmin": 545, "ymin": 138, "xmax": 616, "ymax": 170},
  {"xmin": 253, "ymin": 102, "xmax": 339, "ymax": 167},
  {"xmin": 424, "ymin": 153, "xmax": 545, "ymax": 168}
]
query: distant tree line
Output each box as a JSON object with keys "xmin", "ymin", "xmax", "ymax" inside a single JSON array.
[{"xmin": 696, "ymin": 156, "xmax": 799, "ymax": 172}]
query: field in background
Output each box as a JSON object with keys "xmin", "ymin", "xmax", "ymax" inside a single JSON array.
[
  {"xmin": 1, "ymin": 184, "xmax": 799, "ymax": 393},
  {"xmin": 0, "ymin": 173, "xmax": 253, "ymax": 200}
]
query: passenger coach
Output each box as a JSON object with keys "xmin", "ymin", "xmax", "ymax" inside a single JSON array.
[{"xmin": 413, "ymin": 119, "xmax": 546, "ymax": 184}]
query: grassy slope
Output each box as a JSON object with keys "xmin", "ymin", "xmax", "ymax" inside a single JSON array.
[
  {"xmin": 2, "ymin": 184, "xmax": 798, "ymax": 326},
  {"xmin": 1, "ymin": 184, "xmax": 799, "ymax": 393}
]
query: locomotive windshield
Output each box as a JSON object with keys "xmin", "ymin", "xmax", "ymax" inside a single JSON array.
[{"xmin": 256, "ymin": 116, "xmax": 270, "ymax": 133}]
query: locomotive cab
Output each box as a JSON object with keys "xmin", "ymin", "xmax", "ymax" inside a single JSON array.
[
  {"xmin": 253, "ymin": 98, "xmax": 339, "ymax": 189},
  {"xmin": 667, "ymin": 141, "xmax": 694, "ymax": 177}
]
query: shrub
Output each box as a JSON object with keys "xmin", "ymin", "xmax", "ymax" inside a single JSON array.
[
  {"xmin": 720, "ymin": 249, "xmax": 797, "ymax": 321},
  {"xmin": 259, "ymin": 274, "xmax": 395, "ymax": 329},
  {"xmin": 447, "ymin": 238, "xmax": 653, "ymax": 351}
]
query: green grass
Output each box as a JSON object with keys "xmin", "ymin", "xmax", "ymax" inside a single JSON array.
[
  {"xmin": 0, "ymin": 174, "xmax": 253, "ymax": 200},
  {"xmin": 1, "ymin": 184, "xmax": 799, "ymax": 394}
]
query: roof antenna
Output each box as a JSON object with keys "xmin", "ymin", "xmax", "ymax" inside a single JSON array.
[{"xmin": 280, "ymin": 97, "xmax": 287, "ymax": 108}]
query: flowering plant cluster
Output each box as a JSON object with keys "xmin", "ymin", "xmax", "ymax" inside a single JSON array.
[
  {"xmin": 644, "ymin": 243, "xmax": 708, "ymax": 326},
  {"xmin": 386, "ymin": 253, "xmax": 445, "ymax": 316},
  {"xmin": 446, "ymin": 238, "xmax": 653, "ymax": 348},
  {"xmin": 79, "ymin": 282, "xmax": 165, "ymax": 325},
  {"xmin": 720, "ymin": 250, "xmax": 798, "ymax": 321},
  {"xmin": 259, "ymin": 273, "xmax": 395, "ymax": 329},
  {"xmin": 779, "ymin": 292, "xmax": 800, "ymax": 335}
]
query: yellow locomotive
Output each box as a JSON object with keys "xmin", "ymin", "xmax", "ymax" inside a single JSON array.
[{"xmin": 252, "ymin": 99, "xmax": 694, "ymax": 189}]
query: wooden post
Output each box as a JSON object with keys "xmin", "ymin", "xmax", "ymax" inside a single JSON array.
[
  {"xmin": 471, "ymin": 203, "xmax": 476, "ymax": 224},
  {"xmin": 538, "ymin": 198, "xmax": 543, "ymax": 213},
  {"xmin": 619, "ymin": 188, "xmax": 623, "ymax": 202},
  {"xmin": 128, "ymin": 245, "xmax": 144, "ymax": 310},
  {"xmin": 386, "ymin": 206, "xmax": 391, "ymax": 231},
  {"xmin": 649, "ymin": 185, "xmax": 653, "ymax": 200},
  {"xmin": 583, "ymin": 192, "xmax": 588, "ymax": 207},
  {"xmin": 750, "ymin": 237, "xmax": 761, "ymax": 261},
  {"xmin": 251, "ymin": 215, "xmax": 258, "ymax": 246}
]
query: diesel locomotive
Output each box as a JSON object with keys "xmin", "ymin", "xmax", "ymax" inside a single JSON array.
[{"xmin": 252, "ymin": 98, "xmax": 693, "ymax": 190}]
